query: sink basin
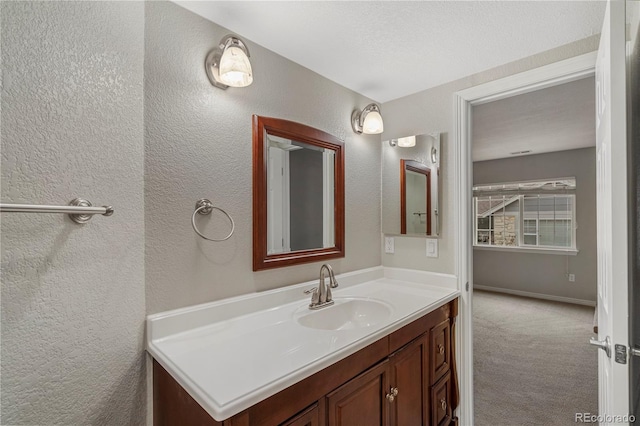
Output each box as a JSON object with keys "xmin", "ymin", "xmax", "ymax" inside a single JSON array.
[{"xmin": 294, "ymin": 298, "xmax": 393, "ymax": 331}]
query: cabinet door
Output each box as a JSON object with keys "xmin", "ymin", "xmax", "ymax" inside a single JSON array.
[
  {"xmin": 280, "ymin": 403, "xmax": 320, "ymax": 426},
  {"xmin": 326, "ymin": 360, "xmax": 389, "ymax": 426},
  {"xmin": 388, "ymin": 335, "xmax": 429, "ymax": 426}
]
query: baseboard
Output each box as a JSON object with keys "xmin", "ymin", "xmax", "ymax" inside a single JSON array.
[{"xmin": 473, "ymin": 284, "xmax": 596, "ymax": 307}]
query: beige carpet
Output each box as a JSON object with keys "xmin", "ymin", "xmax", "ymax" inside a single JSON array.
[{"xmin": 473, "ymin": 290, "xmax": 598, "ymax": 426}]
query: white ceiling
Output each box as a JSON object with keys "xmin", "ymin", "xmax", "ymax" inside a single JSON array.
[
  {"xmin": 176, "ymin": 1, "xmax": 605, "ymax": 103},
  {"xmin": 472, "ymin": 76, "xmax": 596, "ymax": 162}
]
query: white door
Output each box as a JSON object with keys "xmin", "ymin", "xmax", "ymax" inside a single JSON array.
[
  {"xmin": 592, "ymin": 0, "xmax": 630, "ymax": 423},
  {"xmin": 267, "ymin": 146, "xmax": 291, "ymax": 254}
]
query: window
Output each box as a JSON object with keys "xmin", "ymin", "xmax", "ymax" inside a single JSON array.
[{"xmin": 473, "ymin": 179, "xmax": 576, "ymax": 250}]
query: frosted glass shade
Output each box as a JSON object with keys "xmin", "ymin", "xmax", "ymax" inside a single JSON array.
[
  {"xmin": 362, "ymin": 110, "xmax": 384, "ymax": 134},
  {"xmin": 397, "ymin": 136, "xmax": 416, "ymax": 147},
  {"xmin": 219, "ymin": 46, "xmax": 253, "ymax": 87}
]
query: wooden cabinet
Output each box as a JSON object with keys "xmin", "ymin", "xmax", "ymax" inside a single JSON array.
[
  {"xmin": 431, "ymin": 372, "xmax": 453, "ymax": 426},
  {"xmin": 326, "ymin": 360, "xmax": 389, "ymax": 426},
  {"xmin": 430, "ymin": 319, "xmax": 451, "ymax": 384},
  {"xmin": 281, "ymin": 404, "xmax": 321, "ymax": 426},
  {"xmin": 153, "ymin": 298, "xmax": 458, "ymax": 426},
  {"xmin": 389, "ymin": 334, "xmax": 429, "ymax": 426}
]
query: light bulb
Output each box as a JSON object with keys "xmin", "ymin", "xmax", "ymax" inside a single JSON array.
[
  {"xmin": 397, "ymin": 136, "xmax": 416, "ymax": 147},
  {"xmin": 362, "ymin": 110, "xmax": 384, "ymax": 134},
  {"xmin": 219, "ymin": 46, "xmax": 253, "ymax": 87}
]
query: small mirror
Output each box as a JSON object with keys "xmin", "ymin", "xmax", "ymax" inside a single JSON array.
[
  {"xmin": 382, "ymin": 133, "xmax": 441, "ymax": 236},
  {"xmin": 253, "ymin": 116, "xmax": 345, "ymax": 270}
]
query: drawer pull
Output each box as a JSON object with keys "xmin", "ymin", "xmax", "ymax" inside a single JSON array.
[
  {"xmin": 440, "ymin": 398, "xmax": 447, "ymax": 410},
  {"xmin": 438, "ymin": 344, "xmax": 445, "ymax": 355},
  {"xmin": 386, "ymin": 387, "xmax": 399, "ymax": 402}
]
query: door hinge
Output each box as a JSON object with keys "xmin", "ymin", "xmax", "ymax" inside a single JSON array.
[
  {"xmin": 615, "ymin": 344, "xmax": 627, "ymax": 364},
  {"xmin": 631, "ymin": 347, "xmax": 640, "ymax": 358},
  {"xmin": 465, "ymin": 282, "xmax": 469, "ymax": 292}
]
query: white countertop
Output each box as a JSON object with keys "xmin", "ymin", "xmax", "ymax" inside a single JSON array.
[{"xmin": 147, "ymin": 266, "xmax": 459, "ymax": 421}]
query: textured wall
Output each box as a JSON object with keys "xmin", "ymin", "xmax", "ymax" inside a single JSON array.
[
  {"xmin": 473, "ymin": 148, "xmax": 597, "ymax": 302},
  {"xmin": 380, "ymin": 35, "xmax": 600, "ymax": 274},
  {"xmin": 1, "ymin": 2, "xmax": 146, "ymax": 425},
  {"xmin": 145, "ymin": 2, "xmax": 381, "ymax": 314}
]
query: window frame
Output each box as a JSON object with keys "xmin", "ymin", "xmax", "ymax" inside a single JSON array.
[{"xmin": 473, "ymin": 180, "xmax": 577, "ymax": 254}]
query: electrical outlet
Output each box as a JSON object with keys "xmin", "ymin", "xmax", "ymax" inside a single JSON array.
[
  {"xmin": 569, "ymin": 274, "xmax": 576, "ymax": 282},
  {"xmin": 384, "ymin": 237, "xmax": 395, "ymax": 254}
]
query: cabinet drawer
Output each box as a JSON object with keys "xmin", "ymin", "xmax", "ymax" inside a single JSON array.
[
  {"xmin": 430, "ymin": 371, "xmax": 452, "ymax": 426},
  {"xmin": 429, "ymin": 319, "xmax": 451, "ymax": 384}
]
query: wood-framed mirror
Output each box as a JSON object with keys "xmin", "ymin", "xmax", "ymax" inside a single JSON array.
[
  {"xmin": 401, "ymin": 160, "xmax": 432, "ymax": 235},
  {"xmin": 382, "ymin": 132, "xmax": 441, "ymax": 236},
  {"xmin": 252, "ymin": 115, "xmax": 345, "ymax": 271}
]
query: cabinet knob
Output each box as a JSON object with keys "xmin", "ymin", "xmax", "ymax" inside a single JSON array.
[
  {"xmin": 440, "ymin": 399, "xmax": 447, "ymax": 410},
  {"xmin": 438, "ymin": 344, "xmax": 445, "ymax": 355},
  {"xmin": 386, "ymin": 387, "xmax": 399, "ymax": 402}
]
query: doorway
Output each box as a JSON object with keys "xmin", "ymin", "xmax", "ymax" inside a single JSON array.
[
  {"xmin": 452, "ymin": 52, "xmax": 597, "ymax": 424},
  {"xmin": 469, "ymin": 77, "xmax": 598, "ymax": 424}
]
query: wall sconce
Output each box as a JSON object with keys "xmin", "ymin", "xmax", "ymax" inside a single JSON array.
[
  {"xmin": 388, "ymin": 135, "xmax": 416, "ymax": 148},
  {"xmin": 397, "ymin": 136, "xmax": 416, "ymax": 147},
  {"xmin": 205, "ymin": 35, "xmax": 253, "ymax": 90},
  {"xmin": 351, "ymin": 103, "xmax": 384, "ymax": 134}
]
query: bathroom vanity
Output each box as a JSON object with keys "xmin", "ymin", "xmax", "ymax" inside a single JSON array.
[{"xmin": 147, "ymin": 267, "xmax": 459, "ymax": 425}]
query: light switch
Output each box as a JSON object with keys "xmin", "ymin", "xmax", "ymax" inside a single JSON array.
[
  {"xmin": 384, "ymin": 237, "xmax": 395, "ymax": 254},
  {"xmin": 426, "ymin": 238, "xmax": 438, "ymax": 258}
]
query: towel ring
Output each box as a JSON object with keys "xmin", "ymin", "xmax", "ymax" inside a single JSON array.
[{"xmin": 191, "ymin": 199, "xmax": 235, "ymax": 242}]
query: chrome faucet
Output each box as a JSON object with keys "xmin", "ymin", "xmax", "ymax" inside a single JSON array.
[{"xmin": 304, "ymin": 264, "xmax": 339, "ymax": 310}]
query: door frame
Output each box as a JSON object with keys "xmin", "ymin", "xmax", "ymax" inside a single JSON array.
[{"xmin": 453, "ymin": 51, "xmax": 597, "ymax": 425}]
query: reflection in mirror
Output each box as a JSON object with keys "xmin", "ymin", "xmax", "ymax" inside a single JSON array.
[
  {"xmin": 382, "ymin": 132, "xmax": 441, "ymax": 236},
  {"xmin": 267, "ymin": 135, "xmax": 335, "ymax": 253},
  {"xmin": 253, "ymin": 116, "xmax": 345, "ymax": 271},
  {"xmin": 401, "ymin": 160, "xmax": 431, "ymax": 234}
]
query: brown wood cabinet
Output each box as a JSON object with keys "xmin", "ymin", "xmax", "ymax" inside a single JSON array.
[
  {"xmin": 389, "ymin": 334, "xmax": 429, "ymax": 426},
  {"xmin": 326, "ymin": 360, "xmax": 389, "ymax": 426},
  {"xmin": 281, "ymin": 404, "xmax": 321, "ymax": 426},
  {"xmin": 153, "ymin": 298, "xmax": 458, "ymax": 426}
]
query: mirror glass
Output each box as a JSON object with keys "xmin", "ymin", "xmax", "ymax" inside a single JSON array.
[
  {"xmin": 267, "ymin": 135, "xmax": 335, "ymax": 253},
  {"xmin": 253, "ymin": 116, "xmax": 345, "ymax": 271},
  {"xmin": 382, "ymin": 132, "xmax": 441, "ymax": 236}
]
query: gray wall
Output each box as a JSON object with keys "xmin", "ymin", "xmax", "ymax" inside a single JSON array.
[
  {"xmin": 380, "ymin": 35, "xmax": 600, "ymax": 274},
  {"xmin": 290, "ymin": 149, "xmax": 324, "ymax": 251},
  {"xmin": 472, "ymin": 148, "xmax": 597, "ymax": 302},
  {"xmin": 145, "ymin": 1, "xmax": 381, "ymax": 314},
  {"xmin": 1, "ymin": 2, "xmax": 145, "ymax": 424}
]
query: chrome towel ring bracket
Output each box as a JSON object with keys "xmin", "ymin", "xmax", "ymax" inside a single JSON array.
[{"xmin": 191, "ymin": 199, "xmax": 235, "ymax": 242}]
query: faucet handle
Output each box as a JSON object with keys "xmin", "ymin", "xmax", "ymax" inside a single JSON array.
[{"xmin": 304, "ymin": 287, "xmax": 319, "ymax": 305}]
